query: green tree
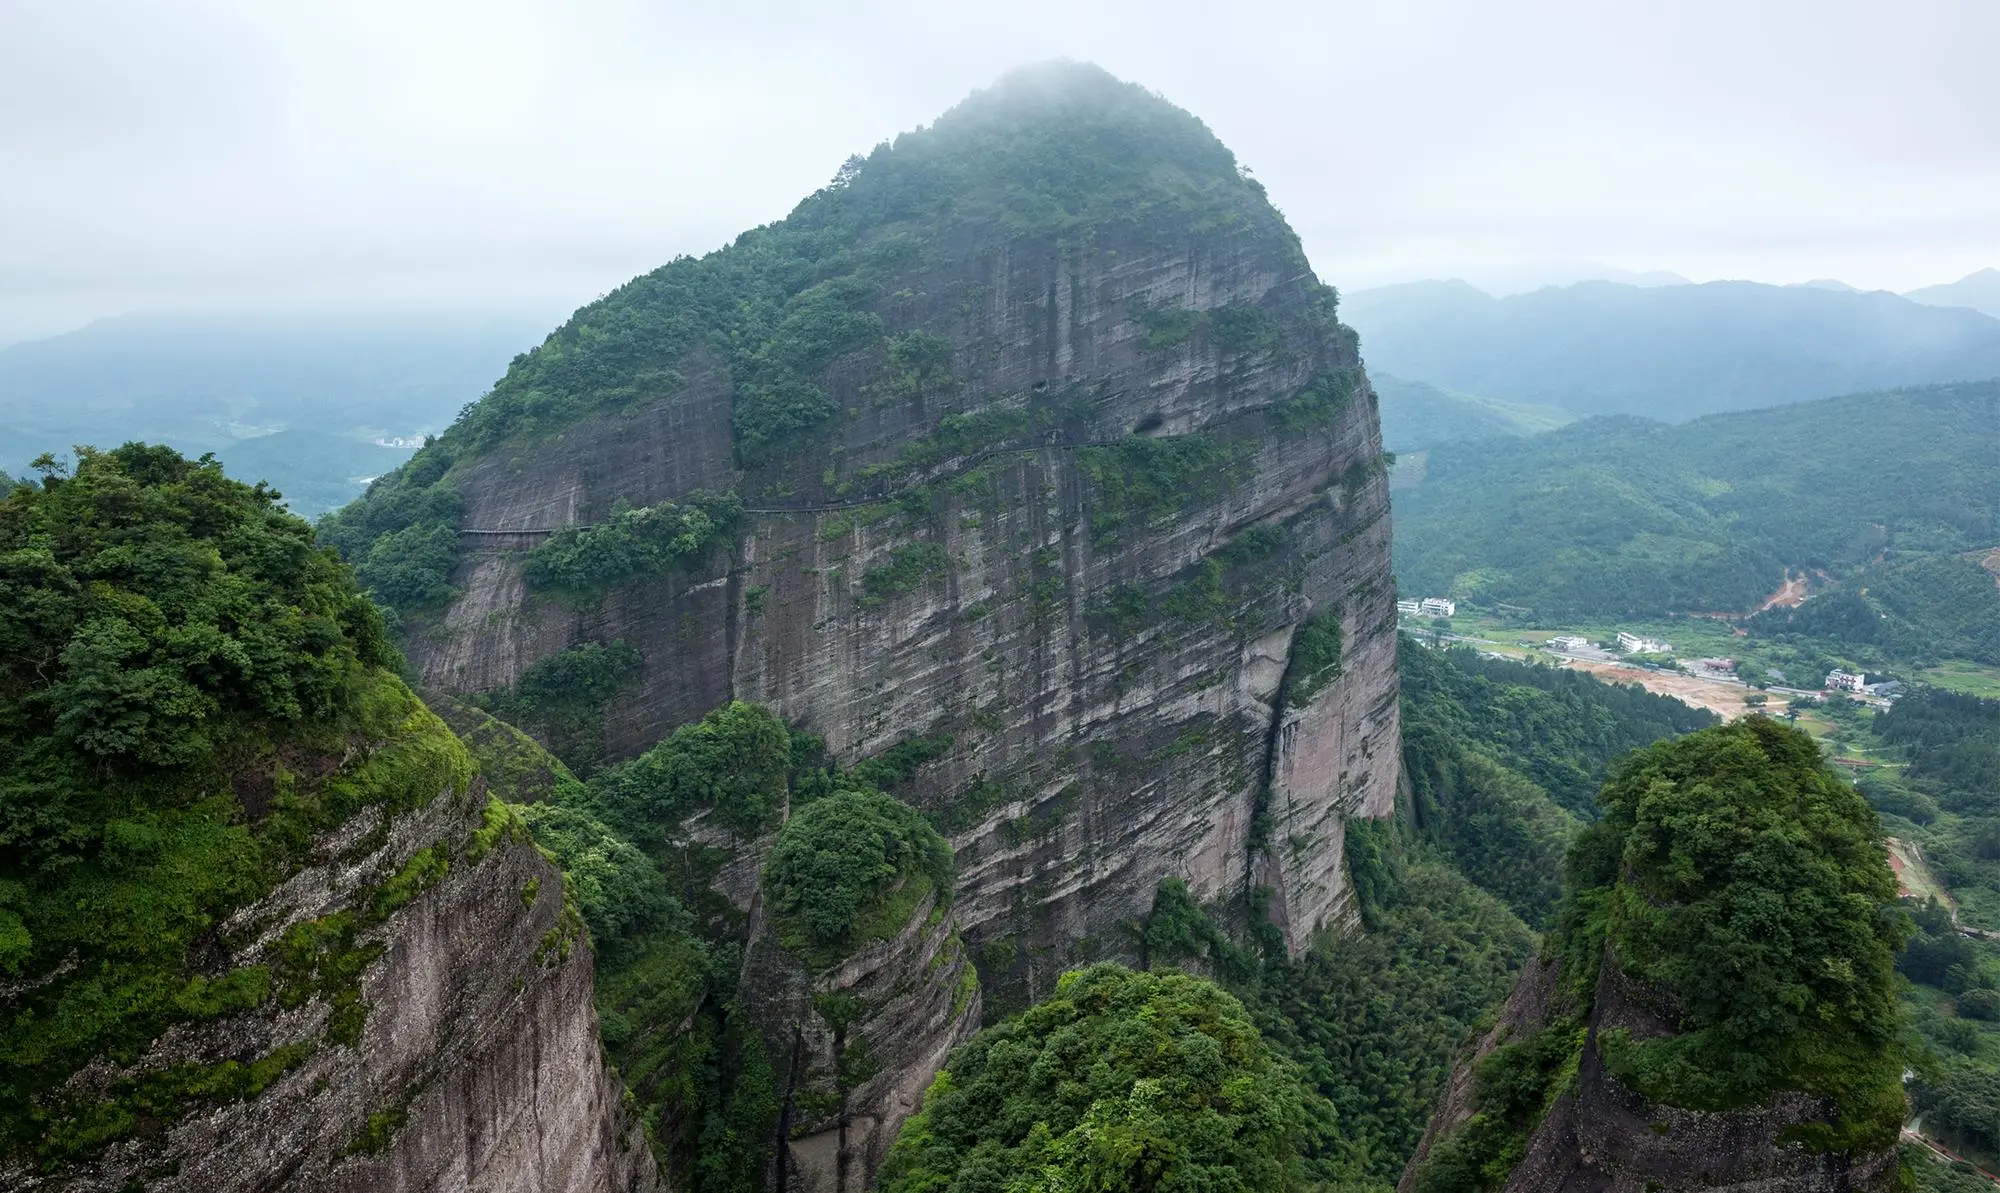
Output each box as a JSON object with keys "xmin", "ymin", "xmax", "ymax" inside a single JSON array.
[
  {"xmin": 878, "ymin": 964, "xmax": 1321, "ymax": 1193},
  {"xmin": 1562, "ymin": 717, "xmax": 1908, "ymax": 1146},
  {"xmin": 0, "ymin": 443, "xmax": 458, "ymax": 1162},
  {"xmin": 762, "ymin": 787, "xmax": 951, "ymax": 960}
]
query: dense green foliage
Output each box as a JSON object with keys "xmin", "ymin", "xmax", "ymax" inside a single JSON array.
[
  {"xmin": 588, "ymin": 700, "xmax": 793, "ymax": 845},
  {"xmin": 763, "ymin": 787, "xmax": 952, "ymax": 962},
  {"xmin": 1560, "ymin": 718, "xmax": 1908, "ymax": 1143},
  {"xmin": 0, "ymin": 444, "xmax": 475, "ymax": 1161},
  {"xmin": 1400, "ymin": 717, "xmax": 1574, "ymax": 925},
  {"xmin": 1343, "ymin": 277, "xmax": 2000, "ymax": 420},
  {"xmin": 474, "ymin": 641, "xmax": 645, "ymax": 775},
  {"xmin": 1414, "ymin": 717, "xmax": 1911, "ymax": 1189},
  {"xmin": 1392, "ymin": 381, "xmax": 1998, "ymax": 618},
  {"xmin": 1831, "ymin": 688, "xmax": 2000, "ymax": 1177},
  {"xmin": 884, "ymin": 645, "xmax": 1718, "ymax": 1191},
  {"xmin": 1078, "ymin": 434, "xmax": 1253, "ymax": 543},
  {"xmin": 491, "ymin": 694, "xmax": 965, "ymax": 1190},
  {"xmin": 1282, "ymin": 610, "xmax": 1345, "ymax": 708},
  {"xmin": 1408, "ymin": 1009, "xmax": 1584, "ymax": 1193},
  {"xmin": 1248, "ymin": 855, "xmax": 1536, "ymax": 1187},
  {"xmin": 523, "ymin": 491, "xmax": 742, "ymax": 600},
  {"xmin": 1751, "ymin": 552, "xmax": 2000, "ymax": 667},
  {"xmin": 1400, "ymin": 642, "xmax": 1714, "ymax": 817},
  {"xmin": 879, "ymin": 964, "xmax": 1321, "ymax": 1193}
]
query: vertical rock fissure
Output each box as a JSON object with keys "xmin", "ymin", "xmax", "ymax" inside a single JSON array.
[
  {"xmin": 774, "ymin": 1026, "xmax": 805, "ymax": 1193},
  {"xmin": 831, "ymin": 1021, "xmax": 851, "ymax": 1193},
  {"xmin": 1248, "ymin": 626, "xmax": 1304, "ymax": 906}
]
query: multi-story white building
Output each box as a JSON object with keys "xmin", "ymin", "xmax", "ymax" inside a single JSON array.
[
  {"xmin": 1825, "ymin": 669, "xmax": 1867, "ymax": 693},
  {"xmin": 1548, "ymin": 635, "xmax": 1591, "ymax": 652},
  {"xmin": 1418, "ymin": 597, "xmax": 1456, "ymax": 618},
  {"xmin": 1616, "ymin": 631, "xmax": 1673, "ymax": 654}
]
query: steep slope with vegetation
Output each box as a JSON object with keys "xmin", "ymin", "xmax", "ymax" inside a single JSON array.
[
  {"xmin": 1403, "ymin": 717, "xmax": 1909, "ymax": 1192},
  {"xmin": 1833, "ymin": 688, "xmax": 2000, "ymax": 1186},
  {"xmin": 1373, "ymin": 373, "xmax": 1572, "ymax": 454},
  {"xmin": 1393, "ymin": 380, "xmax": 1998, "ymax": 619},
  {"xmin": 1344, "ymin": 277, "xmax": 2000, "ymax": 419},
  {"xmin": 319, "ymin": 64, "xmax": 1401, "ymax": 1190},
  {"xmin": 869, "ymin": 642, "xmax": 1727, "ymax": 1192},
  {"xmin": 0, "ymin": 447, "xmax": 655, "ymax": 1190},
  {"xmin": 1397, "ymin": 643, "xmax": 1714, "ymax": 926}
]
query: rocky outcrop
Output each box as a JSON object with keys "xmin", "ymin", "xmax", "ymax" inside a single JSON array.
[
  {"xmin": 1400, "ymin": 956, "xmax": 1900, "ymax": 1193},
  {"xmin": 739, "ymin": 885, "xmax": 980, "ymax": 1193},
  {"xmin": 9, "ymin": 753, "xmax": 661, "ymax": 1193},
  {"xmin": 378, "ymin": 64, "xmax": 1401, "ymax": 1191},
  {"xmin": 411, "ymin": 205, "xmax": 1397, "ymax": 980}
]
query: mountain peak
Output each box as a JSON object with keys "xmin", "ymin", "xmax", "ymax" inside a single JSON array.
[{"xmin": 796, "ymin": 62, "xmax": 1261, "ymax": 241}]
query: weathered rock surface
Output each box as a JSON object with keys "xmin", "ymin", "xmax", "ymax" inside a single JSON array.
[
  {"xmin": 386, "ymin": 66, "xmax": 1401, "ymax": 1192},
  {"xmin": 1399, "ymin": 955, "xmax": 1900, "ymax": 1193},
  {"xmin": 413, "ymin": 224, "xmax": 1398, "ymax": 979},
  {"xmin": 7, "ymin": 776, "xmax": 661, "ymax": 1193},
  {"xmin": 738, "ymin": 884, "xmax": 980, "ymax": 1193}
]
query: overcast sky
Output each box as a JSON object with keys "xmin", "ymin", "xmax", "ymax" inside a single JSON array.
[{"xmin": 4, "ymin": 0, "xmax": 1996, "ymax": 344}]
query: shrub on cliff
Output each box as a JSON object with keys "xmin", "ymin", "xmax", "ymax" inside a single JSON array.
[
  {"xmin": 878, "ymin": 963, "xmax": 1321, "ymax": 1193},
  {"xmin": 522, "ymin": 491, "xmax": 742, "ymax": 599},
  {"xmin": 1561, "ymin": 716, "xmax": 1909, "ymax": 1147},
  {"xmin": 763, "ymin": 787, "xmax": 951, "ymax": 962},
  {"xmin": 586, "ymin": 700, "xmax": 793, "ymax": 845}
]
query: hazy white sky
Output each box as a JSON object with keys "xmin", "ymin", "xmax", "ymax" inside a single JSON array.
[{"xmin": 4, "ymin": 0, "xmax": 1996, "ymax": 343}]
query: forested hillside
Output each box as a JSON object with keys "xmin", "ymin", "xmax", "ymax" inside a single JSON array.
[
  {"xmin": 1344, "ymin": 277, "xmax": 2000, "ymax": 419},
  {"xmin": 1373, "ymin": 373, "xmax": 1572, "ymax": 453},
  {"xmin": 1392, "ymin": 380, "xmax": 1998, "ymax": 619}
]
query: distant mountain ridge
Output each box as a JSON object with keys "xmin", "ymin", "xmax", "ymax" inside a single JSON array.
[
  {"xmin": 0, "ymin": 305, "xmax": 555, "ymax": 513},
  {"xmin": 1906, "ymin": 267, "xmax": 2000, "ymax": 318},
  {"xmin": 1344, "ymin": 277, "xmax": 2000, "ymax": 420}
]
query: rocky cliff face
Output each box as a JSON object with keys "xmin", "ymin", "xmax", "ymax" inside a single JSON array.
[
  {"xmin": 8, "ymin": 714, "xmax": 661, "ymax": 1193},
  {"xmin": 740, "ymin": 885, "xmax": 980, "ymax": 1193},
  {"xmin": 1400, "ymin": 956, "xmax": 1900, "ymax": 1193},
  {"xmin": 337, "ymin": 63, "xmax": 1402, "ymax": 1191},
  {"xmin": 413, "ymin": 140, "xmax": 1396, "ymax": 974}
]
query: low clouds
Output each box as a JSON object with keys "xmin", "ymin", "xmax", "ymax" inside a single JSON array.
[{"xmin": 3, "ymin": 0, "xmax": 1995, "ymax": 342}]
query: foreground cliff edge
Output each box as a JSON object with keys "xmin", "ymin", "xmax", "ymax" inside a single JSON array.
[
  {"xmin": 323, "ymin": 60, "xmax": 1400, "ymax": 1190},
  {"xmin": 0, "ymin": 446, "xmax": 659, "ymax": 1191},
  {"xmin": 1400, "ymin": 718, "xmax": 1909, "ymax": 1193}
]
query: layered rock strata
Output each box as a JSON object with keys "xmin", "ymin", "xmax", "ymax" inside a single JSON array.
[
  {"xmin": 8, "ymin": 772, "xmax": 661, "ymax": 1193},
  {"xmin": 414, "ymin": 225, "xmax": 1399, "ymax": 990}
]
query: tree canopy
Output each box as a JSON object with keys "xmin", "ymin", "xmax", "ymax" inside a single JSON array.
[
  {"xmin": 1561, "ymin": 717, "xmax": 1908, "ymax": 1145},
  {"xmin": 878, "ymin": 963, "xmax": 1320, "ymax": 1193},
  {"xmin": 0, "ymin": 443, "xmax": 466, "ymax": 1162}
]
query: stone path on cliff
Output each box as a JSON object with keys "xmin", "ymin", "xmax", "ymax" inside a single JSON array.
[{"xmin": 455, "ymin": 435, "xmax": 1146, "ymax": 548}]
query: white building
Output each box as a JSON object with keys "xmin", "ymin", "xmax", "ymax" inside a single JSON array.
[
  {"xmin": 1418, "ymin": 597, "xmax": 1456, "ymax": 618},
  {"xmin": 1616, "ymin": 631, "xmax": 1673, "ymax": 654},
  {"xmin": 1548, "ymin": 635, "xmax": 1590, "ymax": 652},
  {"xmin": 1825, "ymin": 670, "xmax": 1867, "ymax": 693},
  {"xmin": 1397, "ymin": 599, "xmax": 1422, "ymax": 616}
]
